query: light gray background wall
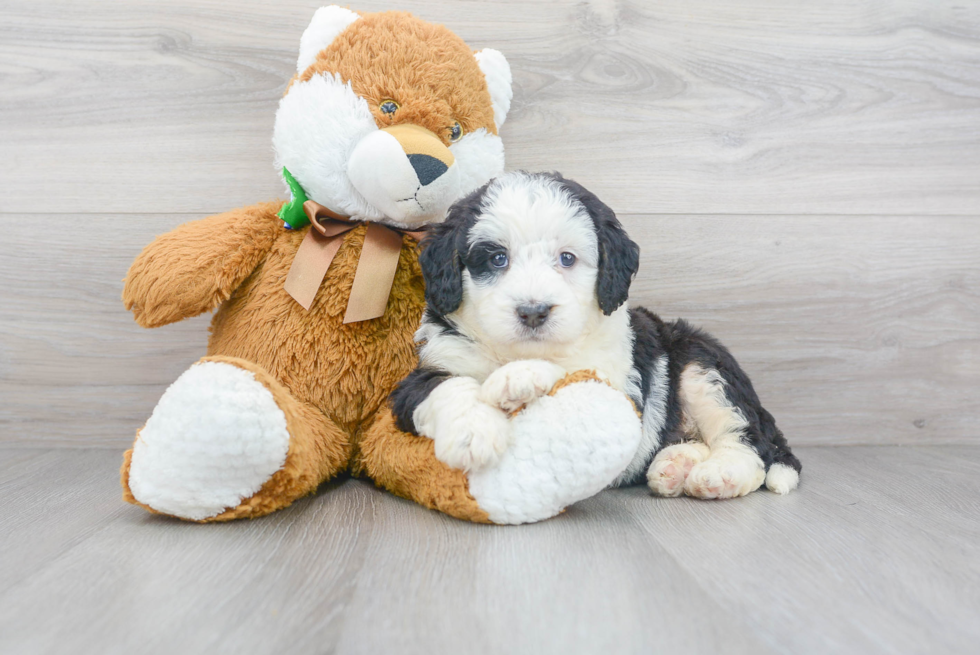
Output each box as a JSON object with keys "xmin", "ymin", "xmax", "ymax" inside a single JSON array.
[{"xmin": 2, "ymin": 0, "xmax": 978, "ymax": 447}]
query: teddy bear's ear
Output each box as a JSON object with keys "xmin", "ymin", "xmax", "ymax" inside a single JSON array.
[
  {"xmin": 296, "ymin": 6, "xmax": 360, "ymax": 73},
  {"xmin": 474, "ymin": 49, "xmax": 513, "ymax": 129}
]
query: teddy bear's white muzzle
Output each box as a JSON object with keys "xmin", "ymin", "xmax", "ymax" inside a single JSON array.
[{"xmin": 347, "ymin": 125, "xmax": 461, "ymax": 227}]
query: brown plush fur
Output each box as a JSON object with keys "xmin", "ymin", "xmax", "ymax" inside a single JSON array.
[
  {"xmin": 122, "ymin": 202, "xmax": 284, "ymax": 329},
  {"xmin": 298, "ymin": 12, "xmax": 498, "ymax": 142},
  {"xmin": 356, "ymin": 409, "xmax": 491, "ymax": 523},
  {"xmin": 121, "ymin": 206, "xmax": 428, "ymax": 519},
  {"xmin": 548, "ymin": 370, "xmax": 641, "ymax": 416},
  {"xmin": 120, "ymin": 10, "xmax": 503, "ymax": 522}
]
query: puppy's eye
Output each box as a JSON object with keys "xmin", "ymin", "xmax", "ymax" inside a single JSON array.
[
  {"xmin": 559, "ymin": 252, "xmax": 576, "ymax": 268},
  {"xmin": 490, "ymin": 252, "xmax": 509, "ymax": 268},
  {"xmin": 380, "ymin": 100, "xmax": 399, "ymax": 115},
  {"xmin": 449, "ymin": 121, "xmax": 463, "ymax": 142}
]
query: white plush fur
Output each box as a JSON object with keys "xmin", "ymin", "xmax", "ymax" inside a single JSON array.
[
  {"xmin": 468, "ymin": 380, "xmax": 641, "ymax": 524},
  {"xmin": 346, "ymin": 128, "xmax": 463, "ymax": 227},
  {"xmin": 765, "ymin": 462, "xmax": 800, "ymax": 495},
  {"xmin": 419, "ymin": 173, "xmax": 638, "ymax": 399},
  {"xmin": 296, "ymin": 6, "xmax": 360, "ymax": 73},
  {"xmin": 128, "ymin": 362, "xmax": 291, "ymax": 520},
  {"xmin": 674, "ymin": 364, "xmax": 767, "ymax": 499},
  {"xmin": 413, "ymin": 376, "xmax": 510, "ymax": 471},
  {"xmin": 474, "ymin": 49, "xmax": 513, "ymax": 129},
  {"xmin": 450, "ymin": 128, "xmax": 505, "ymax": 200},
  {"xmin": 273, "ymin": 73, "xmax": 382, "ymax": 220},
  {"xmin": 614, "ymin": 354, "xmax": 669, "ymax": 486},
  {"xmin": 274, "ymin": 77, "xmax": 506, "ymax": 228}
]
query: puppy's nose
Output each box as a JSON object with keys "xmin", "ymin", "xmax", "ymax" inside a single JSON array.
[
  {"xmin": 516, "ymin": 303, "xmax": 553, "ymax": 328},
  {"xmin": 407, "ymin": 154, "xmax": 448, "ymax": 186}
]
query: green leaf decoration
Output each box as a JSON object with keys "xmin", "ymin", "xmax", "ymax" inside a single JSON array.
[{"xmin": 277, "ymin": 167, "xmax": 311, "ymax": 229}]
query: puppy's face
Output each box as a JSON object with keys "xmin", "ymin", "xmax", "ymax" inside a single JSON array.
[
  {"xmin": 421, "ymin": 172, "xmax": 640, "ymax": 357},
  {"xmin": 459, "ymin": 178, "xmax": 600, "ymax": 349}
]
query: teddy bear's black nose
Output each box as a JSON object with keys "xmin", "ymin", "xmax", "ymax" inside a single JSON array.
[
  {"xmin": 516, "ymin": 303, "xmax": 553, "ymax": 329},
  {"xmin": 407, "ymin": 154, "xmax": 448, "ymax": 186}
]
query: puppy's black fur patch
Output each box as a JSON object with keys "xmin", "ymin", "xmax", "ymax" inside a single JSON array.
[
  {"xmin": 389, "ymin": 367, "xmax": 452, "ymax": 434},
  {"xmin": 548, "ymin": 174, "xmax": 640, "ymax": 315},
  {"xmin": 422, "ymin": 307, "xmax": 466, "ymax": 340},
  {"xmin": 464, "ymin": 241, "xmax": 509, "ymax": 284},
  {"xmin": 418, "ymin": 181, "xmax": 489, "ymax": 315}
]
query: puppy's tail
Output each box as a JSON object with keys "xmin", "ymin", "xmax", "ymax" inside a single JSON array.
[{"xmin": 760, "ymin": 408, "xmax": 802, "ymax": 495}]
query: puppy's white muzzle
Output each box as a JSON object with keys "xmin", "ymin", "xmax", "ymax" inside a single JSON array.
[{"xmin": 347, "ymin": 124, "xmax": 461, "ymax": 227}]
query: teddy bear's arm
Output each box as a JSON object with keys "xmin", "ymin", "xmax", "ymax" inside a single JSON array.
[{"xmin": 123, "ymin": 202, "xmax": 282, "ymax": 328}]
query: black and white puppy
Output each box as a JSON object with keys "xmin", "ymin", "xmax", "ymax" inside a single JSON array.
[{"xmin": 390, "ymin": 171, "xmax": 801, "ymax": 498}]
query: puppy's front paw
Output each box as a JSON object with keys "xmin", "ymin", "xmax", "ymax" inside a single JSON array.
[
  {"xmin": 432, "ymin": 401, "xmax": 510, "ymax": 472},
  {"xmin": 479, "ymin": 360, "xmax": 567, "ymax": 413},
  {"xmin": 414, "ymin": 377, "xmax": 511, "ymax": 472}
]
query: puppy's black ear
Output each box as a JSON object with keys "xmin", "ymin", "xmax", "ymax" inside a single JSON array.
[
  {"xmin": 594, "ymin": 209, "xmax": 641, "ymax": 315},
  {"xmin": 553, "ymin": 174, "xmax": 640, "ymax": 315},
  {"xmin": 419, "ymin": 221, "xmax": 464, "ymax": 315},
  {"xmin": 419, "ymin": 182, "xmax": 489, "ymax": 315}
]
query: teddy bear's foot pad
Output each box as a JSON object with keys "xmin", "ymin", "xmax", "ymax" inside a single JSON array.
[
  {"xmin": 467, "ymin": 379, "xmax": 642, "ymax": 525},
  {"xmin": 128, "ymin": 361, "xmax": 291, "ymax": 520}
]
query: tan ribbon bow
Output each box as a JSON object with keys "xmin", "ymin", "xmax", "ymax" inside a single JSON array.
[{"xmin": 283, "ymin": 201, "xmax": 425, "ymax": 323}]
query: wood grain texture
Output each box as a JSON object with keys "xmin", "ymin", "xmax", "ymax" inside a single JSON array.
[
  {"xmin": 610, "ymin": 446, "xmax": 980, "ymax": 654},
  {"xmin": 1, "ymin": 0, "xmax": 979, "ymax": 215},
  {"xmin": 624, "ymin": 214, "xmax": 980, "ymax": 447},
  {"xmin": 2, "ymin": 213, "xmax": 977, "ymax": 447},
  {"xmin": 0, "ymin": 449, "xmax": 129, "ymax": 591},
  {"xmin": 1, "ymin": 446, "xmax": 978, "ymax": 655}
]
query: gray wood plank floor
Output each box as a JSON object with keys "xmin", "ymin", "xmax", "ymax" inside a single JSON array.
[{"xmin": 1, "ymin": 445, "xmax": 977, "ymax": 655}]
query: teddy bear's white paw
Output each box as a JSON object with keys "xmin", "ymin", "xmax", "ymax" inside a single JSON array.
[
  {"xmin": 468, "ymin": 379, "xmax": 642, "ymax": 524},
  {"xmin": 128, "ymin": 361, "xmax": 291, "ymax": 520},
  {"xmin": 414, "ymin": 377, "xmax": 510, "ymax": 472},
  {"xmin": 479, "ymin": 359, "xmax": 567, "ymax": 413},
  {"xmin": 647, "ymin": 442, "xmax": 711, "ymax": 497},
  {"xmin": 683, "ymin": 447, "xmax": 766, "ymax": 500}
]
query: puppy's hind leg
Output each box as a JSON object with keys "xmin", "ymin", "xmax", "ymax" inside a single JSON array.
[{"xmin": 678, "ymin": 365, "xmax": 766, "ymax": 500}]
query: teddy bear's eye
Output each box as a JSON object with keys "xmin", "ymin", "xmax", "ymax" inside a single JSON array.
[
  {"xmin": 380, "ymin": 100, "xmax": 399, "ymax": 115},
  {"xmin": 449, "ymin": 121, "xmax": 463, "ymax": 142}
]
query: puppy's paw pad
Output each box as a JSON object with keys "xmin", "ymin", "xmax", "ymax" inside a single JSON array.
[
  {"xmin": 480, "ymin": 360, "xmax": 566, "ymax": 413},
  {"xmin": 648, "ymin": 460, "xmax": 685, "ymax": 496},
  {"xmin": 647, "ymin": 443, "xmax": 709, "ymax": 497}
]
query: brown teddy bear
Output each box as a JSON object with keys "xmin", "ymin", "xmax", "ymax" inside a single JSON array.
[{"xmin": 120, "ymin": 6, "xmax": 641, "ymax": 525}]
